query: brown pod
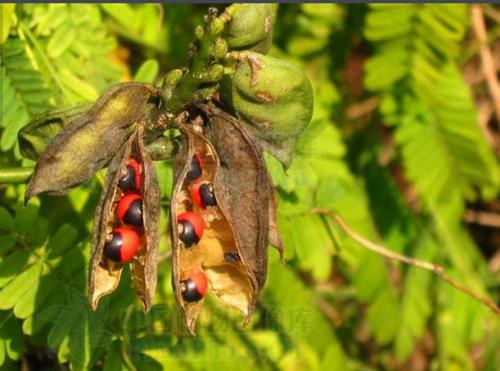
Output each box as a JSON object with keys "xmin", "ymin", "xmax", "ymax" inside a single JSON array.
[
  {"xmin": 170, "ymin": 104, "xmax": 283, "ymax": 334},
  {"xmin": 25, "ymin": 82, "xmax": 154, "ymax": 202},
  {"xmin": 88, "ymin": 126, "xmax": 159, "ymax": 312}
]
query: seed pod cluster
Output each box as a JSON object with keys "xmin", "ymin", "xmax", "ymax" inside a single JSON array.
[
  {"xmin": 88, "ymin": 127, "xmax": 160, "ymax": 311},
  {"xmin": 18, "ymin": 5, "xmax": 315, "ymax": 333},
  {"xmin": 171, "ymin": 104, "xmax": 283, "ymax": 333}
]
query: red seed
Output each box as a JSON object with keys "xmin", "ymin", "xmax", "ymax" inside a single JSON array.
[
  {"xmin": 116, "ymin": 193, "xmax": 143, "ymax": 228},
  {"xmin": 177, "ymin": 211, "xmax": 204, "ymax": 246},
  {"xmin": 103, "ymin": 227, "xmax": 140, "ymax": 263}
]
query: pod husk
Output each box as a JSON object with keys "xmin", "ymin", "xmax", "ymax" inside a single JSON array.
[
  {"xmin": 171, "ymin": 104, "xmax": 283, "ymax": 334},
  {"xmin": 88, "ymin": 126, "xmax": 159, "ymax": 311},
  {"xmin": 18, "ymin": 104, "xmax": 91, "ymax": 161},
  {"xmin": 25, "ymin": 82, "xmax": 153, "ymax": 202}
]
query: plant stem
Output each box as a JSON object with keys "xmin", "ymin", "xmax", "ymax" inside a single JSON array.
[
  {"xmin": 312, "ymin": 208, "xmax": 500, "ymax": 315},
  {"xmin": 121, "ymin": 306, "xmax": 138, "ymax": 371},
  {"xmin": 159, "ymin": 8, "xmax": 228, "ymax": 117},
  {"xmin": 0, "ymin": 167, "xmax": 33, "ymax": 184},
  {"xmin": 471, "ymin": 5, "xmax": 500, "ymax": 123}
]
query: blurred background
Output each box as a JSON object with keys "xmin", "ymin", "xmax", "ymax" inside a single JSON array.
[{"xmin": 0, "ymin": 3, "xmax": 498, "ymax": 370}]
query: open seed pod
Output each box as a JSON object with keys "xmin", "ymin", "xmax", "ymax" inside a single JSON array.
[
  {"xmin": 171, "ymin": 104, "xmax": 283, "ymax": 334},
  {"xmin": 88, "ymin": 126, "xmax": 160, "ymax": 312},
  {"xmin": 24, "ymin": 82, "xmax": 154, "ymax": 202}
]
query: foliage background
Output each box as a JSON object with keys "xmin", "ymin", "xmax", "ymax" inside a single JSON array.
[{"xmin": 0, "ymin": 3, "xmax": 499, "ymax": 370}]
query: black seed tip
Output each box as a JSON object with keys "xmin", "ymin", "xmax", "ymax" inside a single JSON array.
[
  {"xmin": 123, "ymin": 199, "xmax": 143, "ymax": 228},
  {"xmin": 181, "ymin": 279, "xmax": 203, "ymax": 302},
  {"xmin": 118, "ymin": 165, "xmax": 137, "ymax": 192},
  {"xmin": 178, "ymin": 220, "xmax": 199, "ymax": 247},
  {"xmin": 103, "ymin": 232, "xmax": 123, "ymax": 262},
  {"xmin": 185, "ymin": 155, "xmax": 202, "ymax": 182},
  {"xmin": 200, "ymin": 183, "xmax": 216, "ymax": 207}
]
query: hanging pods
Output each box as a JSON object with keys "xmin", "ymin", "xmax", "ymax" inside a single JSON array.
[
  {"xmin": 170, "ymin": 104, "xmax": 283, "ymax": 334},
  {"xmin": 88, "ymin": 126, "xmax": 160, "ymax": 312}
]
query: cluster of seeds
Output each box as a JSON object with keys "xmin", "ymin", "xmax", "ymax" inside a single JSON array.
[
  {"xmin": 176, "ymin": 152, "xmax": 220, "ymax": 303},
  {"xmin": 103, "ymin": 159, "xmax": 144, "ymax": 263}
]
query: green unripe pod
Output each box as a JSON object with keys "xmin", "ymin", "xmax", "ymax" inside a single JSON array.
[
  {"xmin": 163, "ymin": 69, "xmax": 184, "ymax": 88},
  {"xmin": 195, "ymin": 25, "xmax": 204, "ymax": 40},
  {"xmin": 213, "ymin": 38, "xmax": 228, "ymax": 59},
  {"xmin": 225, "ymin": 4, "xmax": 278, "ymax": 54},
  {"xmin": 210, "ymin": 18, "xmax": 225, "ymax": 36},
  {"xmin": 145, "ymin": 136, "xmax": 176, "ymax": 161},
  {"xmin": 221, "ymin": 53, "xmax": 313, "ymax": 167}
]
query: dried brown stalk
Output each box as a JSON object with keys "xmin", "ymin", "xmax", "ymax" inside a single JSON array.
[
  {"xmin": 312, "ymin": 208, "xmax": 500, "ymax": 315},
  {"xmin": 471, "ymin": 5, "xmax": 500, "ymax": 124}
]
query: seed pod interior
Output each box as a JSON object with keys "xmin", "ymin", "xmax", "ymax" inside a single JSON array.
[
  {"xmin": 89, "ymin": 127, "xmax": 159, "ymax": 311},
  {"xmin": 172, "ymin": 123, "xmax": 254, "ymax": 330},
  {"xmin": 171, "ymin": 106, "xmax": 283, "ymax": 333}
]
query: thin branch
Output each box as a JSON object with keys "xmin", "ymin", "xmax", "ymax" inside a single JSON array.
[
  {"xmin": 121, "ymin": 306, "xmax": 138, "ymax": 371},
  {"xmin": 483, "ymin": 4, "xmax": 500, "ymax": 24},
  {"xmin": 312, "ymin": 208, "xmax": 500, "ymax": 315},
  {"xmin": 471, "ymin": 5, "xmax": 500, "ymax": 124},
  {"xmin": 345, "ymin": 96, "xmax": 380, "ymax": 120},
  {"xmin": 314, "ymin": 297, "xmax": 342, "ymax": 327},
  {"xmin": 0, "ymin": 167, "xmax": 33, "ymax": 184},
  {"xmin": 464, "ymin": 209, "xmax": 500, "ymax": 228}
]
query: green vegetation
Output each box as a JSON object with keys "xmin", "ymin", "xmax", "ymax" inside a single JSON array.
[{"xmin": 0, "ymin": 4, "xmax": 498, "ymax": 370}]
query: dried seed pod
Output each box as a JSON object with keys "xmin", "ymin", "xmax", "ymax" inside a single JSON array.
[
  {"xmin": 25, "ymin": 82, "xmax": 154, "ymax": 202},
  {"xmin": 88, "ymin": 127, "xmax": 159, "ymax": 312},
  {"xmin": 171, "ymin": 104, "xmax": 283, "ymax": 333},
  {"xmin": 18, "ymin": 104, "xmax": 91, "ymax": 160}
]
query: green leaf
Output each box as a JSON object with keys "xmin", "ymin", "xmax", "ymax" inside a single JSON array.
[
  {"xmin": 13, "ymin": 203, "xmax": 39, "ymax": 234},
  {"xmin": 134, "ymin": 59, "xmax": 159, "ymax": 83},
  {"xmin": 59, "ymin": 68, "xmax": 99, "ymax": 102},
  {"xmin": 0, "ymin": 260, "xmax": 43, "ymax": 310},
  {"xmin": 0, "ymin": 314, "xmax": 23, "ymax": 361},
  {"xmin": 46, "ymin": 224, "xmax": 79, "ymax": 259},
  {"xmin": 0, "ymin": 250, "xmax": 30, "ymax": 288},
  {"xmin": 1, "ymin": 38, "xmax": 53, "ymax": 152},
  {"xmin": 0, "ymin": 339, "xmax": 4, "ymax": 366},
  {"xmin": 13, "ymin": 271, "xmax": 56, "ymax": 319},
  {"xmin": 103, "ymin": 340, "xmax": 127, "ymax": 371},
  {"xmin": 100, "ymin": 4, "xmax": 136, "ymax": 29},
  {"xmin": 394, "ymin": 236, "xmax": 436, "ymax": 361},
  {"xmin": 320, "ymin": 343, "xmax": 347, "ymax": 371},
  {"xmin": 1, "ymin": 4, "xmax": 15, "ymax": 44},
  {"xmin": 0, "ymin": 208, "xmax": 14, "ymax": 231},
  {"xmin": 47, "ymin": 22, "xmax": 76, "ymax": 58},
  {"xmin": 0, "ymin": 236, "xmax": 15, "ymax": 255}
]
